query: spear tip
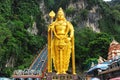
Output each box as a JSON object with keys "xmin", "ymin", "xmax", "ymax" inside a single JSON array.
[{"xmin": 49, "ymin": 10, "xmax": 55, "ymax": 19}]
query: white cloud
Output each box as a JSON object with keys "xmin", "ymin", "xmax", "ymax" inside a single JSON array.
[{"xmin": 103, "ymin": 0, "xmax": 111, "ymax": 2}]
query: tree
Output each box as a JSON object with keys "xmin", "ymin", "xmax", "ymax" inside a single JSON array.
[
  {"xmin": 75, "ymin": 27, "xmax": 97, "ymax": 70},
  {"xmin": 89, "ymin": 33, "xmax": 112, "ymax": 58},
  {"xmin": 75, "ymin": 28, "xmax": 112, "ymax": 70}
]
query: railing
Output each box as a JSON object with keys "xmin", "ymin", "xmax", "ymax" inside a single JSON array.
[
  {"xmin": 30, "ymin": 47, "xmax": 47, "ymax": 70},
  {"xmin": 13, "ymin": 69, "xmax": 42, "ymax": 75},
  {"xmin": 12, "ymin": 46, "xmax": 48, "ymax": 79}
]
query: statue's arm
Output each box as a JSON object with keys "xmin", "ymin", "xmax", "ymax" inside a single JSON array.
[
  {"xmin": 48, "ymin": 22, "xmax": 60, "ymax": 39},
  {"xmin": 48, "ymin": 22, "xmax": 55, "ymax": 32},
  {"xmin": 67, "ymin": 22, "xmax": 76, "ymax": 74},
  {"xmin": 53, "ymin": 29, "xmax": 61, "ymax": 39},
  {"xmin": 67, "ymin": 22, "xmax": 74, "ymax": 38}
]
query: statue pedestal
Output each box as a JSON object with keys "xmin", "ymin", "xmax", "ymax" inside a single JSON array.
[{"xmin": 46, "ymin": 73, "xmax": 78, "ymax": 80}]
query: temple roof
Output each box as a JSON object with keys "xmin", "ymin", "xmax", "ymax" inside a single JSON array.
[{"xmin": 110, "ymin": 40, "xmax": 119, "ymax": 46}]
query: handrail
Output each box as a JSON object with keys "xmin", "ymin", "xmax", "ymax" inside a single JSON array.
[
  {"xmin": 29, "ymin": 45, "xmax": 47, "ymax": 69},
  {"xmin": 12, "ymin": 44, "xmax": 48, "ymax": 79}
]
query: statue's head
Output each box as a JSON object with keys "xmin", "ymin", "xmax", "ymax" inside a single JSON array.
[{"xmin": 56, "ymin": 7, "xmax": 65, "ymax": 21}]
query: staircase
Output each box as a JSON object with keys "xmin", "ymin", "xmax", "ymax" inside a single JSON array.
[
  {"xmin": 12, "ymin": 46, "xmax": 48, "ymax": 79},
  {"xmin": 30, "ymin": 46, "xmax": 48, "ymax": 72}
]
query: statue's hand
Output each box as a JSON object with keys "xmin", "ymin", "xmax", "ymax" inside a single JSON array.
[
  {"xmin": 48, "ymin": 24, "xmax": 54, "ymax": 31},
  {"xmin": 65, "ymin": 37, "xmax": 71, "ymax": 43},
  {"xmin": 68, "ymin": 37, "xmax": 71, "ymax": 41}
]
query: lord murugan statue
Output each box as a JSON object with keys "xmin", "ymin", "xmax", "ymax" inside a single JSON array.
[{"xmin": 48, "ymin": 8, "xmax": 76, "ymax": 74}]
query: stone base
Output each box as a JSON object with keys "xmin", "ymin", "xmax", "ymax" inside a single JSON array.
[{"xmin": 46, "ymin": 73, "xmax": 78, "ymax": 80}]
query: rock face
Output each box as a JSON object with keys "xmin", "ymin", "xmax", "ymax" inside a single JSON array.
[
  {"xmin": 86, "ymin": 6, "xmax": 101, "ymax": 32},
  {"xmin": 27, "ymin": 22, "xmax": 38, "ymax": 35},
  {"xmin": 67, "ymin": 0, "xmax": 101, "ymax": 32},
  {"xmin": 5, "ymin": 56, "xmax": 15, "ymax": 68},
  {"xmin": 39, "ymin": 0, "xmax": 49, "ymax": 24},
  {"xmin": 38, "ymin": 0, "xmax": 102, "ymax": 32}
]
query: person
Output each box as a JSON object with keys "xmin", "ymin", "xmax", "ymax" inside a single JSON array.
[{"xmin": 48, "ymin": 8, "xmax": 75, "ymax": 74}]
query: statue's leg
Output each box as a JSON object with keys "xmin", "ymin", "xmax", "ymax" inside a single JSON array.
[
  {"xmin": 55, "ymin": 46, "xmax": 60, "ymax": 74},
  {"xmin": 52, "ymin": 40, "xmax": 56, "ymax": 71},
  {"xmin": 65, "ymin": 42, "xmax": 71, "ymax": 72},
  {"xmin": 62, "ymin": 47, "xmax": 66, "ymax": 74},
  {"xmin": 54, "ymin": 46, "xmax": 57, "ymax": 71},
  {"xmin": 60, "ymin": 48, "xmax": 63, "ymax": 74}
]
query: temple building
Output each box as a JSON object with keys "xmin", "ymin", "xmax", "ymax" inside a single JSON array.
[
  {"xmin": 108, "ymin": 40, "xmax": 120, "ymax": 60},
  {"xmin": 86, "ymin": 40, "xmax": 120, "ymax": 80}
]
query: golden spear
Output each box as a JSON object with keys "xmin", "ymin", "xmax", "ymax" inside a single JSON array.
[{"xmin": 48, "ymin": 10, "xmax": 55, "ymax": 72}]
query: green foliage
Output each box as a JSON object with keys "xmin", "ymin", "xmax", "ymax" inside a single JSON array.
[
  {"xmin": 88, "ymin": 33, "xmax": 112, "ymax": 58},
  {"xmin": 75, "ymin": 28, "xmax": 112, "ymax": 70},
  {"xmin": 0, "ymin": 0, "xmax": 46, "ymax": 76},
  {"xmin": 58, "ymin": 0, "xmax": 69, "ymax": 10},
  {"xmin": 66, "ymin": 7, "xmax": 76, "ymax": 16},
  {"xmin": 96, "ymin": 0, "xmax": 120, "ymax": 42},
  {"xmin": 112, "ymin": 4, "xmax": 120, "ymax": 11},
  {"xmin": 72, "ymin": 9, "xmax": 89, "ymax": 26},
  {"xmin": 11, "ymin": 0, "xmax": 40, "ymax": 28},
  {"xmin": 79, "ymin": 9, "xmax": 89, "ymax": 21},
  {"xmin": 75, "ymin": 28, "xmax": 96, "ymax": 70},
  {"xmin": 44, "ymin": 0, "xmax": 55, "ymax": 11},
  {"xmin": 2, "ymin": 67, "xmax": 14, "ymax": 77},
  {"xmin": 99, "ymin": 5, "xmax": 120, "ymax": 41},
  {"xmin": 17, "ymin": 54, "xmax": 33, "ymax": 69},
  {"xmin": 46, "ymin": 0, "xmax": 55, "ymax": 10},
  {"xmin": 36, "ymin": 13, "xmax": 47, "ymax": 35},
  {"xmin": 0, "ymin": 0, "xmax": 12, "ymax": 16},
  {"xmin": 0, "ymin": 15, "xmax": 6, "ymax": 23},
  {"xmin": 44, "ymin": 0, "xmax": 70, "ymax": 11},
  {"xmin": 86, "ymin": 0, "xmax": 102, "ymax": 9},
  {"xmin": 111, "ymin": 10, "xmax": 120, "ymax": 21},
  {"xmin": 0, "ymin": 27, "xmax": 12, "ymax": 44},
  {"xmin": 110, "ymin": 0, "xmax": 120, "ymax": 6},
  {"xmin": 28, "ymin": 35, "xmax": 45, "ymax": 53},
  {"xmin": 84, "ymin": 58, "xmax": 98, "ymax": 69},
  {"xmin": 12, "ymin": 0, "xmax": 39, "ymax": 16}
]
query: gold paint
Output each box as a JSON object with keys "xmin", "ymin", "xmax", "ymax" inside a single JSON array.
[
  {"xmin": 48, "ymin": 7, "xmax": 76, "ymax": 74},
  {"xmin": 49, "ymin": 10, "xmax": 55, "ymax": 19}
]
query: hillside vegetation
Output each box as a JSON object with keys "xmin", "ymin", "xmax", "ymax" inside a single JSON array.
[{"xmin": 0, "ymin": 0, "xmax": 46, "ymax": 76}]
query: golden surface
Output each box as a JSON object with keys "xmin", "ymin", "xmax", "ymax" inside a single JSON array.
[
  {"xmin": 49, "ymin": 10, "xmax": 55, "ymax": 19},
  {"xmin": 48, "ymin": 8, "xmax": 76, "ymax": 74}
]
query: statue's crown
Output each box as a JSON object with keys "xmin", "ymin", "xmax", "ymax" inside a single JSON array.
[{"xmin": 58, "ymin": 7, "xmax": 64, "ymax": 15}]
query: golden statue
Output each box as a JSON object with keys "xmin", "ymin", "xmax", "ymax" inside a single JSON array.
[{"xmin": 48, "ymin": 8, "xmax": 76, "ymax": 74}]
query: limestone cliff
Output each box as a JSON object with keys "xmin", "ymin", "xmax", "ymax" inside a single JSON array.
[{"xmin": 38, "ymin": 0, "xmax": 102, "ymax": 32}]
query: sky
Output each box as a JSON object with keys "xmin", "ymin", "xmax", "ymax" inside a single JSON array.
[{"xmin": 103, "ymin": 0, "xmax": 111, "ymax": 1}]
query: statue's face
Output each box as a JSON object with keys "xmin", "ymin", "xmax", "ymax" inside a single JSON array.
[{"xmin": 57, "ymin": 11, "xmax": 64, "ymax": 20}]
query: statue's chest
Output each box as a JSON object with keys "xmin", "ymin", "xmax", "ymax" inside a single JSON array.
[{"xmin": 55, "ymin": 21, "xmax": 67, "ymax": 30}]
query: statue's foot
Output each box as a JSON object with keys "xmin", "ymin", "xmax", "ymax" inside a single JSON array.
[
  {"xmin": 63, "ymin": 72, "xmax": 66, "ymax": 74},
  {"xmin": 56, "ymin": 72, "xmax": 60, "ymax": 74},
  {"xmin": 73, "ymin": 72, "xmax": 76, "ymax": 75}
]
